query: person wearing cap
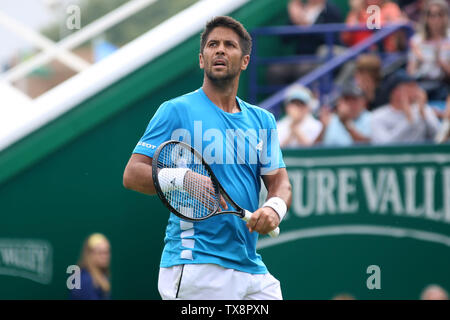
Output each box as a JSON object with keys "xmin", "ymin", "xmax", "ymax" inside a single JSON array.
[
  {"xmin": 371, "ymin": 69, "xmax": 441, "ymax": 144},
  {"xmin": 314, "ymin": 83, "xmax": 371, "ymax": 146},
  {"xmin": 277, "ymin": 85, "xmax": 322, "ymax": 148}
]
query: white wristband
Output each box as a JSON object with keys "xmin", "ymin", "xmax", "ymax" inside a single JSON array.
[
  {"xmin": 158, "ymin": 168, "xmax": 190, "ymax": 192},
  {"xmin": 263, "ymin": 197, "xmax": 287, "ymax": 221}
]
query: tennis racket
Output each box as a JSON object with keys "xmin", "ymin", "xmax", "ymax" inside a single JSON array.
[{"xmin": 151, "ymin": 140, "xmax": 280, "ymax": 238}]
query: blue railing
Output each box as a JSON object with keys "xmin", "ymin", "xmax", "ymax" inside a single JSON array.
[{"xmin": 249, "ymin": 23, "xmax": 415, "ymax": 116}]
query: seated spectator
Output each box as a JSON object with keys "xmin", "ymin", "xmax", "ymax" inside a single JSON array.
[
  {"xmin": 371, "ymin": 69, "xmax": 441, "ymax": 144},
  {"xmin": 341, "ymin": 0, "xmax": 408, "ymax": 52},
  {"xmin": 407, "ymin": 0, "xmax": 450, "ymax": 101},
  {"xmin": 401, "ymin": 0, "xmax": 428, "ymax": 25},
  {"xmin": 267, "ymin": 0, "xmax": 343, "ymax": 85},
  {"xmin": 420, "ymin": 284, "xmax": 449, "ymax": 300},
  {"xmin": 286, "ymin": 0, "xmax": 343, "ymax": 55},
  {"xmin": 277, "ymin": 84, "xmax": 322, "ymax": 148},
  {"xmin": 341, "ymin": 0, "xmax": 373, "ymax": 47},
  {"xmin": 376, "ymin": 0, "xmax": 409, "ymax": 52},
  {"xmin": 69, "ymin": 233, "xmax": 111, "ymax": 300},
  {"xmin": 354, "ymin": 54, "xmax": 388, "ymax": 110},
  {"xmin": 435, "ymin": 94, "xmax": 450, "ymax": 143},
  {"xmin": 315, "ymin": 83, "xmax": 371, "ymax": 146}
]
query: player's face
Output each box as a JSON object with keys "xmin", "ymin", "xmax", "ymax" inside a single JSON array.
[{"xmin": 199, "ymin": 27, "xmax": 249, "ymax": 83}]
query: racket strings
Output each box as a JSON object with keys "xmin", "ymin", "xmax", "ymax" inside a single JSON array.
[{"xmin": 157, "ymin": 143, "xmax": 219, "ymax": 220}]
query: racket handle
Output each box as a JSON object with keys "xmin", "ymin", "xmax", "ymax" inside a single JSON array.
[
  {"xmin": 269, "ymin": 226, "xmax": 280, "ymax": 238},
  {"xmin": 243, "ymin": 210, "xmax": 280, "ymax": 238}
]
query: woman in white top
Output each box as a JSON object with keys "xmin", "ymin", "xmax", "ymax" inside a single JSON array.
[
  {"xmin": 407, "ymin": 0, "xmax": 450, "ymax": 101},
  {"xmin": 277, "ymin": 85, "xmax": 322, "ymax": 148}
]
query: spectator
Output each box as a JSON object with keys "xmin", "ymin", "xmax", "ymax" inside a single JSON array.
[
  {"xmin": 69, "ymin": 233, "xmax": 111, "ymax": 300},
  {"xmin": 435, "ymin": 94, "xmax": 450, "ymax": 143},
  {"xmin": 315, "ymin": 83, "xmax": 371, "ymax": 146},
  {"xmin": 354, "ymin": 54, "xmax": 388, "ymax": 110},
  {"xmin": 286, "ymin": 0, "xmax": 343, "ymax": 55},
  {"xmin": 371, "ymin": 69, "xmax": 441, "ymax": 144},
  {"xmin": 407, "ymin": 0, "xmax": 450, "ymax": 101},
  {"xmin": 341, "ymin": 0, "xmax": 407, "ymax": 52},
  {"xmin": 420, "ymin": 284, "xmax": 449, "ymax": 300},
  {"xmin": 341, "ymin": 0, "xmax": 373, "ymax": 47},
  {"xmin": 267, "ymin": 0, "xmax": 343, "ymax": 85},
  {"xmin": 277, "ymin": 84, "xmax": 322, "ymax": 148},
  {"xmin": 332, "ymin": 293, "xmax": 356, "ymax": 300},
  {"xmin": 401, "ymin": 0, "xmax": 428, "ymax": 25},
  {"xmin": 376, "ymin": 0, "xmax": 409, "ymax": 52}
]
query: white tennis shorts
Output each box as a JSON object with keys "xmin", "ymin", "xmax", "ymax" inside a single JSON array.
[{"xmin": 158, "ymin": 263, "xmax": 282, "ymax": 300}]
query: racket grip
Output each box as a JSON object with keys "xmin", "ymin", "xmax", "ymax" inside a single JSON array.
[
  {"xmin": 269, "ymin": 227, "xmax": 280, "ymax": 238},
  {"xmin": 243, "ymin": 210, "xmax": 280, "ymax": 238}
]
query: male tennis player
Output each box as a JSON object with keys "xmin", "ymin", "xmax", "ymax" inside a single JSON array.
[{"xmin": 123, "ymin": 16, "xmax": 292, "ymax": 300}]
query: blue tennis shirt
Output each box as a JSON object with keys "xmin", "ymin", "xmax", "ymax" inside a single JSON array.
[{"xmin": 133, "ymin": 88, "xmax": 285, "ymax": 274}]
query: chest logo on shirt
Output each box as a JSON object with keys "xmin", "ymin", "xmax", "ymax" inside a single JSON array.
[{"xmin": 256, "ymin": 139, "xmax": 263, "ymax": 152}]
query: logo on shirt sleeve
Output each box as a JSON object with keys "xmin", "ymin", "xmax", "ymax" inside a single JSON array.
[{"xmin": 137, "ymin": 141, "xmax": 157, "ymax": 149}]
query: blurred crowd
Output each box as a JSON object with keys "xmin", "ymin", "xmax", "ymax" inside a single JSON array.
[{"xmin": 274, "ymin": 0, "xmax": 450, "ymax": 148}]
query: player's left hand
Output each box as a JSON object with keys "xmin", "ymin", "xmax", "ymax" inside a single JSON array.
[{"xmin": 246, "ymin": 207, "xmax": 280, "ymax": 235}]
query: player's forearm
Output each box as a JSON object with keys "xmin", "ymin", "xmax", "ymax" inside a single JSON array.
[
  {"xmin": 266, "ymin": 181, "xmax": 292, "ymax": 211},
  {"xmin": 264, "ymin": 169, "xmax": 292, "ymax": 211},
  {"xmin": 123, "ymin": 162, "xmax": 156, "ymax": 195}
]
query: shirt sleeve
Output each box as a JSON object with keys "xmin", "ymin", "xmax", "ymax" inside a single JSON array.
[
  {"xmin": 132, "ymin": 101, "xmax": 182, "ymax": 158},
  {"xmin": 260, "ymin": 112, "xmax": 286, "ymax": 175}
]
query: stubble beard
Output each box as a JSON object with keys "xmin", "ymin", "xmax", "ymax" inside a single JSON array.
[{"xmin": 205, "ymin": 63, "xmax": 240, "ymax": 88}]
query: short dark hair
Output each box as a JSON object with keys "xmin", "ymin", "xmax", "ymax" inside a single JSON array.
[{"xmin": 200, "ymin": 16, "xmax": 252, "ymax": 56}]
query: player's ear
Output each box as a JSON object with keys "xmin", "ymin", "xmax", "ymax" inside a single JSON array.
[
  {"xmin": 199, "ymin": 53, "xmax": 204, "ymax": 69},
  {"xmin": 240, "ymin": 54, "xmax": 250, "ymax": 71}
]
